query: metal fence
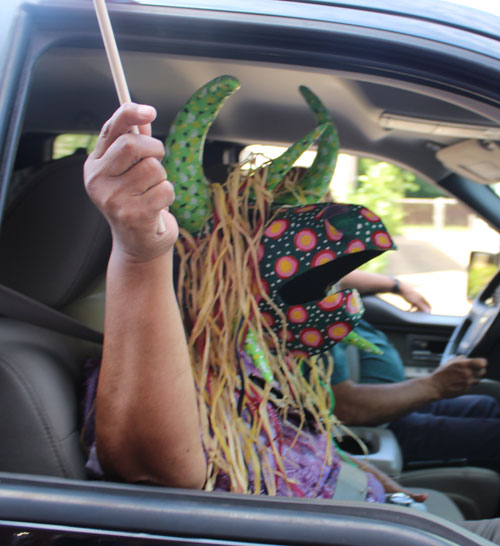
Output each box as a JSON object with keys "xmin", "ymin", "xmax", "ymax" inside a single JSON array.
[{"xmin": 400, "ymin": 197, "xmax": 472, "ymax": 227}]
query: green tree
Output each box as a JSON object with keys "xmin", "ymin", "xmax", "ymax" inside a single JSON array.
[
  {"xmin": 53, "ymin": 133, "xmax": 97, "ymax": 159},
  {"xmin": 347, "ymin": 158, "xmax": 418, "ymax": 235},
  {"xmin": 344, "ymin": 159, "xmax": 419, "ymax": 273},
  {"xmin": 404, "ymin": 176, "xmax": 445, "ymax": 198}
]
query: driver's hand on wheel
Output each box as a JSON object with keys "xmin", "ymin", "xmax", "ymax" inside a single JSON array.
[{"xmin": 429, "ymin": 356, "xmax": 487, "ymax": 399}]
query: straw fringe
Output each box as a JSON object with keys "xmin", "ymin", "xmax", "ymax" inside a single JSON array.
[{"xmin": 176, "ymin": 161, "xmax": 341, "ymax": 493}]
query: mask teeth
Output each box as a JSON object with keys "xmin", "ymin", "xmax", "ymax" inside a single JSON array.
[
  {"xmin": 164, "ymin": 75, "xmax": 241, "ymax": 234},
  {"xmin": 266, "ymin": 123, "xmax": 330, "ymax": 192},
  {"xmin": 274, "ymin": 86, "xmax": 339, "ymax": 205}
]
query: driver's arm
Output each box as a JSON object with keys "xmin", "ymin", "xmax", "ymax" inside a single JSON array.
[
  {"xmin": 339, "ymin": 270, "xmax": 431, "ymax": 312},
  {"xmin": 332, "ymin": 356, "xmax": 487, "ymax": 425}
]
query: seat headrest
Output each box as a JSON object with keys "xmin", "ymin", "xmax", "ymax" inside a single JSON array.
[{"xmin": 0, "ymin": 153, "xmax": 111, "ymax": 308}]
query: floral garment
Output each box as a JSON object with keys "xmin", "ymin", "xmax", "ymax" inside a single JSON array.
[{"xmin": 81, "ymin": 357, "xmax": 384, "ymax": 503}]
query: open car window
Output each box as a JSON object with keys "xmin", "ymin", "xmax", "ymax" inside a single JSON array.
[
  {"xmin": 333, "ymin": 156, "xmax": 500, "ymax": 316},
  {"xmin": 241, "ymin": 145, "xmax": 500, "ymax": 316}
]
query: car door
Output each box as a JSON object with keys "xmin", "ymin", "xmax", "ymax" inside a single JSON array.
[{"xmin": 0, "ymin": 473, "xmax": 491, "ymax": 546}]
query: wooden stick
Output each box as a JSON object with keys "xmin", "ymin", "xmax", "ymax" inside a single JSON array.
[
  {"xmin": 93, "ymin": 0, "xmax": 138, "ymax": 133},
  {"xmin": 93, "ymin": 0, "xmax": 167, "ymax": 233}
]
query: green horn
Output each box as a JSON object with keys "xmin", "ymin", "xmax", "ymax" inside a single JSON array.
[
  {"xmin": 266, "ymin": 122, "xmax": 330, "ymax": 193},
  {"xmin": 164, "ymin": 75, "xmax": 241, "ymax": 234},
  {"xmin": 273, "ymin": 86, "xmax": 339, "ymax": 205},
  {"xmin": 296, "ymin": 86, "xmax": 339, "ymax": 202}
]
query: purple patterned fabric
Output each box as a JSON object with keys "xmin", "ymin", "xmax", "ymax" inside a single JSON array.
[
  {"xmin": 81, "ymin": 357, "xmax": 384, "ymax": 502},
  {"xmin": 213, "ymin": 409, "xmax": 384, "ymax": 501}
]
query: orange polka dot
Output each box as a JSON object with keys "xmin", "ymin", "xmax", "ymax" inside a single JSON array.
[
  {"xmin": 325, "ymin": 221, "xmax": 343, "ymax": 241},
  {"xmin": 300, "ymin": 328, "xmax": 323, "ymax": 348},
  {"xmin": 287, "ymin": 305, "xmax": 308, "ymax": 323},
  {"xmin": 294, "ymin": 229, "xmax": 317, "ymax": 251},
  {"xmin": 372, "ymin": 230, "xmax": 393, "ymax": 249},
  {"xmin": 318, "ymin": 293, "xmax": 344, "ymax": 311},
  {"xmin": 361, "ymin": 208, "xmax": 380, "ymax": 222},
  {"xmin": 265, "ymin": 219, "xmax": 289, "ymax": 239},
  {"xmin": 327, "ymin": 322, "xmax": 352, "ymax": 341},
  {"xmin": 346, "ymin": 239, "xmax": 366, "ymax": 253},
  {"xmin": 312, "ymin": 250, "xmax": 336, "ymax": 268},
  {"xmin": 346, "ymin": 292, "xmax": 361, "ymax": 314},
  {"xmin": 275, "ymin": 256, "xmax": 299, "ymax": 278}
]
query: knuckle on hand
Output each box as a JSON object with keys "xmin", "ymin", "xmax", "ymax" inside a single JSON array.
[
  {"xmin": 155, "ymin": 179, "xmax": 175, "ymax": 207},
  {"xmin": 120, "ymin": 102, "xmax": 136, "ymax": 120},
  {"xmin": 112, "ymin": 201, "xmax": 138, "ymax": 227},
  {"xmin": 105, "ymin": 194, "xmax": 153, "ymax": 228},
  {"xmin": 139, "ymin": 156, "xmax": 166, "ymax": 181},
  {"xmin": 116, "ymin": 134, "xmax": 141, "ymax": 165},
  {"xmin": 83, "ymin": 165, "xmax": 104, "ymax": 198},
  {"xmin": 101, "ymin": 192, "xmax": 121, "ymax": 217},
  {"xmin": 151, "ymin": 138, "xmax": 166, "ymax": 159}
]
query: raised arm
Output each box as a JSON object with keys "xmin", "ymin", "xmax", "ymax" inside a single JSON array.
[{"xmin": 83, "ymin": 103, "xmax": 206, "ymax": 488}]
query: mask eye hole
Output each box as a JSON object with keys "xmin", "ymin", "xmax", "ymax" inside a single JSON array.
[{"xmin": 278, "ymin": 250, "xmax": 382, "ymax": 305}]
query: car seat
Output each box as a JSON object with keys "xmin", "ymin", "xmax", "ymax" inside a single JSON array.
[{"xmin": 0, "ymin": 152, "xmax": 111, "ymax": 478}]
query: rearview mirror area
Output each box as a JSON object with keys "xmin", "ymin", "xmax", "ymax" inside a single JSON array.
[{"xmin": 467, "ymin": 251, "xmax": 500, "ymax": 300}]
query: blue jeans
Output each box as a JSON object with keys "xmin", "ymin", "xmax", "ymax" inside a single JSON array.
[{"xmin": 388, "ymin": 394, "xmax": 500, "ymax": 467}]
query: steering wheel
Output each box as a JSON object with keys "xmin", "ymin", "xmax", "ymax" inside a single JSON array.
[{"xmin": 440, "ymin": 268, "xmax": 500, "ymax": 364}]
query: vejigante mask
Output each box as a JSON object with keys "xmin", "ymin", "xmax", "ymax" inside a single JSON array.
[
  {"xmin": 164, "ymin": 75, "xmax": 395, "ymax": 357},
  {"xmin": 165, "ymin": 76, "xmax": 396, "ymax": 494},
  {"xmin": 257, "ymin": 203, "xmax": 394, "ymax": 356}
]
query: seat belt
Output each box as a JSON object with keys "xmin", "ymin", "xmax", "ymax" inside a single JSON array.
[{"xmin": 0, "ymin": 283, "xmax": 103, "ymax": 344}]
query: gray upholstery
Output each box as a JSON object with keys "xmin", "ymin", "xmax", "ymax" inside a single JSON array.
[
  {"xmin": 400, "ymin": 467, "xmax": 500, "ymax": 520},
  {"xmin": 0, "ymin": 153, "xmax": 111, "ymax": 308},
  {"xmin": 411, "ymin": 488, "xmax": 464, "ymax": 522},
  {"xmin": 0, "ymin": 319, "xmax": 99, "ymax": 478},
  {"xmin": 0, "ymin": 153, "xmax": 110, "ymax": 478}
]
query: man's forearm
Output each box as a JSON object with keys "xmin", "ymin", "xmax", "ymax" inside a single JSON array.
[
  {"xmin": 332, "ymin": 377, "xmax": 440, "ymax": 425},
  {"xmin": 339, "ymin": 270, "xmax": 397, "ymax": 295},
  {"xmin": 96, "ymin": 249, "xmax": 206, "ymax": 487}
]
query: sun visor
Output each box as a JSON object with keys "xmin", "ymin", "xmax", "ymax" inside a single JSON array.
[{"xmin": 436, "ymin": 140, "xmax": 500, "ymax": 184}]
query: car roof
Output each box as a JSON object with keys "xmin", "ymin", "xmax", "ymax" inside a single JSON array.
[
  {"xmin": 104, "ymin": 0, "xmax": 500, "ymax": 44},
  {"xmin": 1, "ymin": 0, "xmax": 500, "ymax": 201}
]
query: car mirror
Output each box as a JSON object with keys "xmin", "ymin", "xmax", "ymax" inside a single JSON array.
[{"xmin": 467, "ymin": 251, "xmax": 500, "ymax": 300}]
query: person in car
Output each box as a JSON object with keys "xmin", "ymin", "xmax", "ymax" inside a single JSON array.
[
  {"xmin": 329, "ymin": 270, "xmax": 500, "ymax": 468},
  {"xmin": 83, "ymin": 102, "xmax": 500, "ymax": 543},
  {"xmin": 83, "ymin": 100, "xmax": 390, "ymax": 499}
]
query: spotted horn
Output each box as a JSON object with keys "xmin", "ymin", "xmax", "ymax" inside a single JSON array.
[
  {"xmin": 164, "ymin": 75, "xmax": 241, "ymax": 234},
  {"xmin": 266, "ymin": 122, "xmax": 331, "ymax": 192},
  {"xmin": 272, "ymin": 86, "xmax": 339, "ymax": 205}
]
